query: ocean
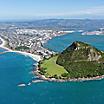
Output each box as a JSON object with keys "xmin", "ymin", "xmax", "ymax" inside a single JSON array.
[{"xmin": 0, "ymin": 32, "xmax": 104, "ymax": 104}]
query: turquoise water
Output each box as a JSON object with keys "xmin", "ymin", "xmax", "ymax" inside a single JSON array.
[
  {"xmin": 0, "ymin": 32, "xmax": 104, "ymax": 104},
  {"xmin": 44, "ymin": 32, "xmax": 104, "ymax": 52},
  {"xmin": 0, "ymin": 48, "xmax": 7, "ymax": 52}
]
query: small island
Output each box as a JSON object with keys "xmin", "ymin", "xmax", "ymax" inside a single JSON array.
[{"xmin": 36, "ymin": 41, "xmax": 104, "ymax": 82}]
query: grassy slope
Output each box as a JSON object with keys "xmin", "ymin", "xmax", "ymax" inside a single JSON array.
[{"xmin": 41, "ymin": 56, "xmax": 68, "ymax": 76}]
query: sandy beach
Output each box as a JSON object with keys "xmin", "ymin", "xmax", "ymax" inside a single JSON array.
[
  {"xmin": 0, "ymin": 37, "xmax": 12, "ymax": 51},
  {"xmin": 0, "ymin": 37, "xmax": 42, "ymax": 62},
  {"xmin": 9, "ymin": 51, "xmax": 42, "ymax": 62}
]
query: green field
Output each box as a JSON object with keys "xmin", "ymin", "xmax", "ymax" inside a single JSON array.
[{"xmin": 41, "ymin": 56, "xmax": 68, "ymax": 77}]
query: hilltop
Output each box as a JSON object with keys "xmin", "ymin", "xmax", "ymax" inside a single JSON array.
[
  {"xmin": 56, "ymin": 41, "xmax": 104, "ymax": 78},
  {"xmin": 39, "ymin": 41, "xmax": 104, "ymax": 80}
]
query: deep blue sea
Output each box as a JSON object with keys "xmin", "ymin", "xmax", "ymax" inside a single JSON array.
[{"xmin": 0, "ymin": 32, "xmax": 104, "ymax": 104}]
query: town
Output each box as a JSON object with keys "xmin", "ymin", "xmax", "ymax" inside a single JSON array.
[
  {"xmin": 0, "ymin": 24, "xmax": 69, "ymax": 59},
  {"xmin": 82, "ymin": 28, "xmax": 104, "ymax": 35}
]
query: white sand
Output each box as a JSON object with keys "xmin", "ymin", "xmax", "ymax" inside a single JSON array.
[
  {"xmin": 9, "ymin": 51, "xmax": 42, "ymax": 62},
  {"xmin": 0, "ymin": 37, "xmax": 12, "ymax": 51},
  {"xmin": 0, "ymin": 37, "xmax": 42, "ymax": 62}
]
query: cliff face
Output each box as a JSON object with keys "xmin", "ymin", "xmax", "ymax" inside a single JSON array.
[{"xmin": 56, "ymin": 41, "xmax": 104, "ymax": 78}]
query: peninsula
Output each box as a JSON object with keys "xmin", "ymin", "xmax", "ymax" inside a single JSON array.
[{"xmin": 37, "ymin": 41, "xmax": 104, "ymax": 82}]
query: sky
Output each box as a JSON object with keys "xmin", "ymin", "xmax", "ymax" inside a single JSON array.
[{"xmin": 0, "ymin": 0, "xmax": 104, "ymax": 20}]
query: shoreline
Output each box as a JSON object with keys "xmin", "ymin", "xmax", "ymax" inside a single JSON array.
[
  {"xmin": 0, "ymin": 37, "xmax": 12, "ymax": 51},
  {"xmin": 34, "ymin": 66, "xmax": 104, "ymax": 82},
  {"xmin": 0, "ymin": 31, "xmax": 72, "ymax": 86},
  {"xmin": 0, "ymin": 37, "xmax": 42, "ymax": 62},
  {"xmin": 1, "ymin": 31, "xmax": 104, "ymax": 83},
  {"xmin": 0, "ymin": 31, "xmax": 72, "ymax": 62}
]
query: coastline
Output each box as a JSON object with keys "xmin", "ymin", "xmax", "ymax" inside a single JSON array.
[
  {"xmin": 0, "ymin": 37, "xmax": 42, "ymax": 62},
  {"xmin": 34, "ymin": 66, "xmax": 104, "ymax": 82},
  {"xmin": 0, "ymin": 31, "xmax": 72, "ymax": 86},
  {"xmin": 0, "ymin": 31, "xmax": 72, "ymax": 62},
  {"xmin": 1, "ymin": 31, "xmax": 104, "ymax": 83},
  {"xmin": 0, "ymin": 37, "xmax": 12, "ymax": 51}
]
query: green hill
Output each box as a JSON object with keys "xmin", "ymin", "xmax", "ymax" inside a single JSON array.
[{"xmin": 56, "ymin": 41, "xmax": 104, "ymax": 78}]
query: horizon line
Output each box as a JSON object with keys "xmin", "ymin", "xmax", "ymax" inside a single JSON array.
[{"xmin": 0, "ymin": 18, "xmax": 104, "ymax": 22}]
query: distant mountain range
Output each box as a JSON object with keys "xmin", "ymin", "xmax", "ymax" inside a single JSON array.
[{"xmin": 4, "ymin": 19, "xmax": 104, "ymax": 31}]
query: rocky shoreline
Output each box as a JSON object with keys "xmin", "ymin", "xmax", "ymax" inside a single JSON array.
[
  {"xmin": 33, "ymin": 65, "xmax": 104, "ymax": 82},
  {"xmin": 32, "ymin": 34, "xmax": 104, "ymax": 83}
]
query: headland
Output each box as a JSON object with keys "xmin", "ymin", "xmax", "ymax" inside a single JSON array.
[{"xmin": 36, "ymin": 41, "xmax": 104, "ymax": 82}]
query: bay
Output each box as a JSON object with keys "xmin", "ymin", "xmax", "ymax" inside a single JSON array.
[{"xmin": 0, "ymin": 32, "xmax": 104, "ymax": 104}]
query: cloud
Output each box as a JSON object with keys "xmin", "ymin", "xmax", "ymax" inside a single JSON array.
[
  {"xmin": 81, "ymin": 6, "xmax": 104, "ymax": 15},
  {"xmin": 31, "ymin": 6, "xmax": 104, "ymax": 19},
  {"xmin": 58, "ymin": 6, "xmax": 104, "ymax": 19},
  {"xmin": 74, "ymin": 6, "xmax": 104, "ymax": 16}
]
